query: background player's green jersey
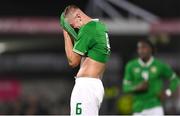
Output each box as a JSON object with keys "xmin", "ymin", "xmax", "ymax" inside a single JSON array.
[
  {"xmin": 123, "ymin": 57, "xmax": 180, "ymax": 112},
  {"xmin": 73, "ymin": 19, "xmax": 110, "ymax": 63}
]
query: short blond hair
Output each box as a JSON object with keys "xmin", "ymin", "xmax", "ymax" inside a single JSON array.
[{"xmin": 64, "ymin": 5, "xmax": 80, "ymax": 18}]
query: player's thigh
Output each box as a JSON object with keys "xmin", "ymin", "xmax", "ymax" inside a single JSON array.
[{"xmin": 70, "ymin": 85, "xmax": 99, "ymax": 115}]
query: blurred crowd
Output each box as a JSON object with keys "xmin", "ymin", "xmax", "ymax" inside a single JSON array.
[
  {"xmin": 0, "ymin": 95, "xmax": 49, "ymax": 115},
  {"xmin": 0, "ymin": 94, "xmax": 70, "ymax": 115}
]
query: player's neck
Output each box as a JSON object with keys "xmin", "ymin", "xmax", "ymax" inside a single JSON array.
[
  {"xmin": 82, "ymin": 16, "xmax": 92, "ymax": 26},
  {"xmin": 141, "ymin": 56, "xmax": 152, "ymax": 63}
]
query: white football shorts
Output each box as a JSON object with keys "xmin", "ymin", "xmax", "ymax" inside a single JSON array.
[{"xmin": 70, "ymin": 77, "xmax": 104, "ymax": 116}]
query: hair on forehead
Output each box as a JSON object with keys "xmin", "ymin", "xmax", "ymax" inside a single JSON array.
[
  {"xmin": 64, "ymin": 5, "xmax": 80, "ymax": 17},
  {"xmin": 138, "ymin": 39, "xmax": 154, "ymax": 48},
  {"xmin": 138, "ymin": 39, "xmax": 156, "ymax": 54}
]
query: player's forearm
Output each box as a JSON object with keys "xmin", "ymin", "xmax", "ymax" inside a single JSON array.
[
  {"xmin": 63, "ymin": 30, "xmax": 81, "ymax": 68},
  {"xmin": 123, "ymin": 84, "xmax": 136, "ymax": 93},
  {"xmin": 158, "ymin": 76, "xmax": 180, "ymax": 99},
  {"xmin": 64, "ymin": 38, "xmax": 73, "ymax": 64},
  {"xmin": 135, "ymin": 81, "xmax": 148, "ymax": 91},
  {"xmin": 123, "ymin": 79, "xmax": 137, "ymax": 93},
  {"xmin": 63, "ymin": 30, "xmax": 73, "ymax": 59},
  {"xmin": 169, "ymin": 75, "xmax": 180, "ymax": 92},
  {"xmin": 123, "ymin": 81, "xmax": 148, "ymax": 93}
]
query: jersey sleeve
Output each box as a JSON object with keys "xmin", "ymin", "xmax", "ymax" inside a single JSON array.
[
  {"xmin": 162, "ymin": 63, "xmax": 180, "ymax": 92},
  {"xmin": 123, "ymin": 63, "xmax": 136, "ymax": 93},
  {"xmin": 73, "ymin": 30, "xmax": 93, "ymax": 56}
]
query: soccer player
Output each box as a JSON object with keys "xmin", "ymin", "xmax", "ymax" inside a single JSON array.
[
  {"xmin": 60, "ymin": 5, "xmax": 110, "ymax": 115},
  {"xmin": 123, "ymin": 39, "xmax": 180, "ymax": 115}
]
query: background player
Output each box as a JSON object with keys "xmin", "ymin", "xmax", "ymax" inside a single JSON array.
[
  {"xmin": 123, "ymin": 39, "xmax": 180, "ymax": 115},
  {"xmin": 61, "ymin": 5, "xmax": 110, "ymax": 115}
]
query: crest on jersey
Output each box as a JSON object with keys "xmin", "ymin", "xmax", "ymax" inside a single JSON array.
[
  {"xmin": 134, "ymin": 67, "xmax": 140, "ymax": 73},
  {"xmin": 150, "ymin": 66, "xmax": 157, "ymax": 73}
]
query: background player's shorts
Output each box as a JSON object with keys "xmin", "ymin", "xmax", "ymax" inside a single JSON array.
[
  {"xmin": 133, "ymin": 106, "xmax": 164, "ymax": 116},
  {"xmin": 70, "ymin": 77, "xmax": 104, "ymax": 116}
]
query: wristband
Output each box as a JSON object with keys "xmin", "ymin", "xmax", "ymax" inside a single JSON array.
[{"xmin": 165, "ymin": 89, "xmax": 172, "ymax": 97}]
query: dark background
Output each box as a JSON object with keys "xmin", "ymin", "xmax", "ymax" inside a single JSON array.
[{"xmin": 0, "ymin": 0, "xmax": 179, "ymax": 17}]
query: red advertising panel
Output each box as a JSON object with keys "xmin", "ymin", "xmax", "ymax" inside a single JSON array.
[{"xmin": 0, "ymin": 80, "xmax": 21, "ymax": 102}]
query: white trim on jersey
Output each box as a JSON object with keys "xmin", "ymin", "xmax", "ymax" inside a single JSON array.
[
  {"xmin": 73, "ymin": 48, "xmax": 85, "ymax": 56},
  {"xmin": 138, "ymin": 56, "xmax": 154, "ymax": 67}
]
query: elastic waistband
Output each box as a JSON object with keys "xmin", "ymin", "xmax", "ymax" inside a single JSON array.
[
  {"xmin": 75, "ymin": 77, "xmax": 102, "ymax": 83},
  {"xmin": 74, "ymin": 77, "xmax": 104, "ymax": 92}
]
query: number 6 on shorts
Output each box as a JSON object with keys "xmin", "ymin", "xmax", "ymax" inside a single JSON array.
[{"xmin": 76, "ymin": 103, "xmax": 82, "ymax": 115}]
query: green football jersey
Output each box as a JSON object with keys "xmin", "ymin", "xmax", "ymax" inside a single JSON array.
[
  {"xmin": 123, "ymin": 57, "xmax": 180, "ymax": 112},
  {"xmin": 73, "ymin": 19, "xmax": 110, "ymax": 63}
]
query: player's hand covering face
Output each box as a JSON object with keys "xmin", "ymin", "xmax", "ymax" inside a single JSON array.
[{"xmin": 60, "ymin": 12, "xmax": 78, "ymax": 40}]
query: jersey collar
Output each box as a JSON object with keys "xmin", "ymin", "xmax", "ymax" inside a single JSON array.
[
  {"xmin": 138, "ymin": 56, "xmax": 154, "ymax": 67},
  {"xmin": 79, "ymin": 19, "xmax": 99, "ymax": 30},
  {"xmin": 91, "ymin": 19, "xmax": 99, "ymax": 22}
]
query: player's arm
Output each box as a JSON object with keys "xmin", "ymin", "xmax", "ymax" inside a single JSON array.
[
  {"xmin": 123, "ymin": 63, "xmax": 148, "ymax": 93},
  {"xmin": 162, "ymin": 63, "xmax": 180, "ymax": 96},
  {"xmin": 63, "ymin": 30, "xmax": 81, "ymax": 68}
]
